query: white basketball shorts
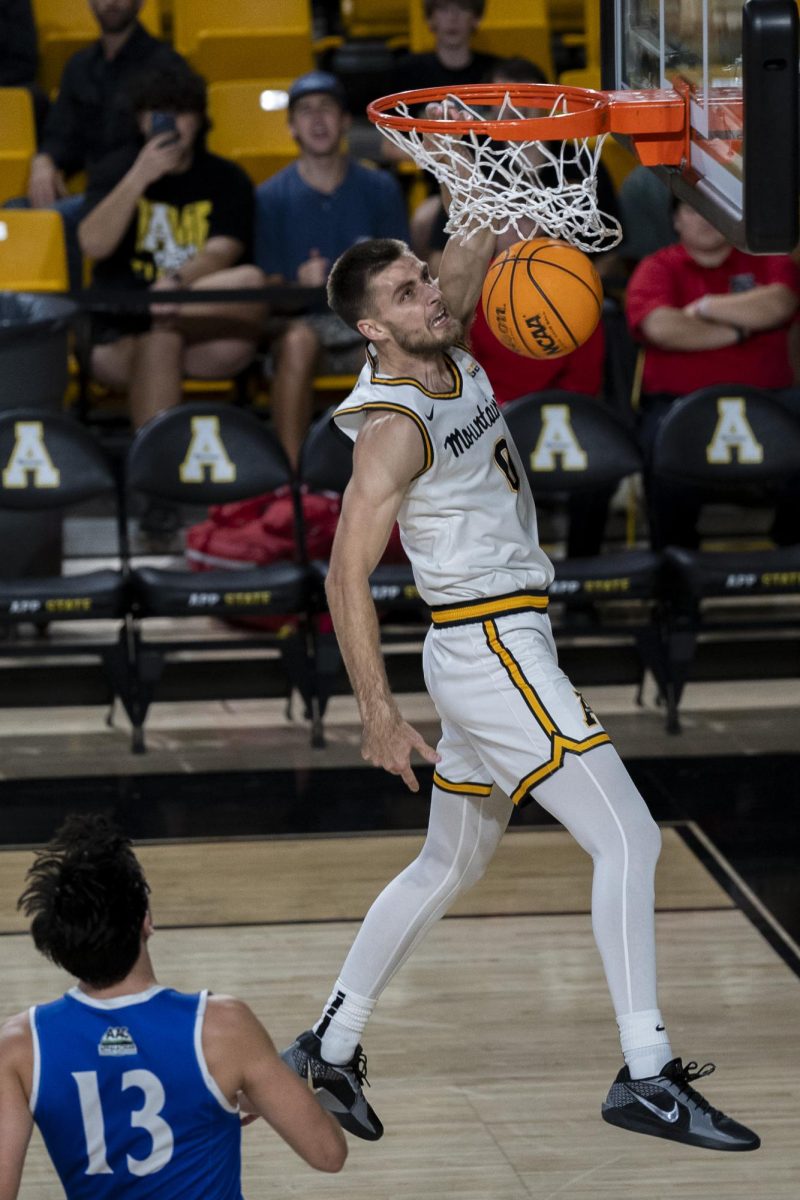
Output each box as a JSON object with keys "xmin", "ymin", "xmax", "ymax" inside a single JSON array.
[{"xmin": 422, "ymin": 592, "xmax": 611, "ymax": 806}]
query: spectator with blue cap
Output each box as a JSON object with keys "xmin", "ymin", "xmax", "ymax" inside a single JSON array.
[{"xmin": 255, "ymin": 70, "xmax": 409, "ymax": 466}]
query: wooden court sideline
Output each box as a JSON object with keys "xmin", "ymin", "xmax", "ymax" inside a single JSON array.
[{"xmin": 2, "ymin": 824, "xmax": 798, "ymax": 1199}]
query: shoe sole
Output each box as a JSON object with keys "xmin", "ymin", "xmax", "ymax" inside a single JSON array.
[{"xmin": 601, "ymin": 1106, "xmax": 760, "ymax": 1151}]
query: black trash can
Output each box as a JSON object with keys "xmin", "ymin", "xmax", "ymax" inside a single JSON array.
[{"xmin": 0, "ymin": 292, "xmax": 77, "ymax": 577}]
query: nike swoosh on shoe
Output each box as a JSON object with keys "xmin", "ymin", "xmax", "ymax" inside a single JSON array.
[{"xmin": 624, "ymin": 1086, "xmax": 680, "ymax": 1123}]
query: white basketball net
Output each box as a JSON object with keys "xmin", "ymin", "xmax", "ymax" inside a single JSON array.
[{"xmin": 375, "ymin": 91, "xmax": 623, "ymax": 253}]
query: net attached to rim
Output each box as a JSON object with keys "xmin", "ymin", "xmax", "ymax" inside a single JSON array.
[{"xmin": 368, "ymin": 84, "xmax": 623, "ymax": 253}]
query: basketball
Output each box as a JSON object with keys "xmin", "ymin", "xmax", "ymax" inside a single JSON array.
[{"xmin": 481, "ymin": 238, "xmax": 603, "ymax": 359}]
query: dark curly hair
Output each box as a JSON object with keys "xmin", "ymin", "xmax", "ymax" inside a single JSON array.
[
  {"xmin": 129, "ymin": 57, "xmax": 209, "ymax": 121},
  {"xmin": 18, "ymin": 814, "xmax": 150, "ymax": 989}
]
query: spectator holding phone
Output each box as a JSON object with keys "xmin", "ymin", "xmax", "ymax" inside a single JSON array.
[
  {"xmin": 7, "ymin": 0, "xmax": 185, "ymax": 288},
  {"xmin": 79, "ymin": 61, "xmax": 266, "ymax": 532}
]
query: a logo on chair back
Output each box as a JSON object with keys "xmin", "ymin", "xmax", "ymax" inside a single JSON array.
[
  {"xmin": 179, "ymin": 416, "xmax": 237, "ymax": 483},
  {"xmin": 530, "ymin": 405, "xmax": 588, "ymax": 471},
  {"xmin": 706, "ymin": 398, "xmax": 764, "ymax": 465},
  {"xmin": 2, "ymin": 421, "xmax": 60, "ymax": 488}
]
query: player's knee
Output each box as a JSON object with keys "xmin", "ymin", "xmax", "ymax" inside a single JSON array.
[{"xmin": 415, "ymin": 838, "xmax": 492, "ymax": 893}]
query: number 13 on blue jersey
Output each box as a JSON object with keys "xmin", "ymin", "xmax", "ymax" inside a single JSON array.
[{"xmin": 72, "ymin": 1069, "xmax": 174, "ymax": 1176}]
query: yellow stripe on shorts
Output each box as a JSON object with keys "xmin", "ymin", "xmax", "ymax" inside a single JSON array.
[
  {"xmin": 432, "ymin": 771, "xmax": 493, "ymax": 797},
  {"xmin": 431, "ymin": 591, "xmax": 549, "ymax": 628},
  {"xmin": 482, "ymin": 618, "xmax": 612, "ymax": 805}
]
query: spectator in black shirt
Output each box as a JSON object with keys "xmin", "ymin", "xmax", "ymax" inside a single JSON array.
[
  {"xmin": 79, "ymin": 62, "xmax": 266, "ymax": 445},
  {"xmin": 392, "ymin": 0, "xmax": 496, "ymax": 94},
  {"xmin": 11, "ymin": 0, "xmax": 184, "ymax": 287},
  {"xmin": 385, "ymin": 2, "xmax": 497, "ymax": 172}
]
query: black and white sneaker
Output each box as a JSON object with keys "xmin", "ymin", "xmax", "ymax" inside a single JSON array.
[
  {"xmin": 281, "ymin": 1029, "xmax": 383, "ymax": 1141},
  {"xmin": 602, "ymin": 1057, "xmax": 760, "ymax": 1151}
]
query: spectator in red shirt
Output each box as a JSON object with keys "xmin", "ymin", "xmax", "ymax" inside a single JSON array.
[{"xmin": 626, "ymin": 201, "xmax": 800, "ymax": 548}]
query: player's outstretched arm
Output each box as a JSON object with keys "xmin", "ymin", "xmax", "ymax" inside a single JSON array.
[
  {"xmin": 422, "ymin": 101, "xmax": 497, "ymax": 327},
  {"xmin": 327, "ymin": 412, "xmax": 440, "ymax": 792},
  {"xmin": 203, "ymin": 996, "xmax": 347, "ymax": 1173},
  {"xmin": 0, "ymin": 1013, "xmax": 34, "ymax": 1200},
  {"xmin": 436, "ymin": 222, "xmax": 497, "ymax": 329}
]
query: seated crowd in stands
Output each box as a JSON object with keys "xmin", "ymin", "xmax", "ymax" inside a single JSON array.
[{"xmin": 2, "ymin": 0, "xmax": 799, "ymax": 558}]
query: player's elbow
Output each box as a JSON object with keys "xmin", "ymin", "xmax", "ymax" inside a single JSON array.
[{"xmin": 307, "ymin": 1126, "xmax": 348, "ymax": 1173}]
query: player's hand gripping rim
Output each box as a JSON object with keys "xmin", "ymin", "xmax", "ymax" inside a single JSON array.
[{"xmin": 361, "ymin": 714, "xmax": 440, "ymax": 793}]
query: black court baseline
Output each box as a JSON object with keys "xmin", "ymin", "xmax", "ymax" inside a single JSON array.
[{"xmin": 0, "ymin": 753, "xmax": 798, "ymax": 982}]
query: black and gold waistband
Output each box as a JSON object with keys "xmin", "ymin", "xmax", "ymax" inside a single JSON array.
[{"xmin": 430, "ymin": 590, "xmax": 549, "ymax": 628}]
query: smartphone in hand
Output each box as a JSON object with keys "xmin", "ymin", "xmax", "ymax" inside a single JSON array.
[{"xmin": 150, "ymin": 112, "xmax": 179, "ymax": 144}]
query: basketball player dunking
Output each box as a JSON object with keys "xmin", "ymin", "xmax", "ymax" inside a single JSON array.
[{"xmin": 280, "ymin": 200, "xmax": 760, "ymax": 1151}]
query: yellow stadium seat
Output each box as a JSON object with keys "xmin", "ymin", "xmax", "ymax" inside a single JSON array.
[
  {"xmin": 0, "ymin": 89, "xmax": 36, "ymax": 205},
  {"xmin": 33, "ymin": 0, "xmax": 162, "ymax": 95},
  {"xmin": 207, "ymin": 81, "xmax": 299, "ymax": 184},
  {"xmin": 409, "ymin": 0, "xmax": 554, "ymax": 82},
  {"xmin": 546, "ymin": 0, "xmax": 584, "ymax": 35},
  {"xmin": 0, "ymin": 210, "xmax": 68, "ymax": 292},
  {"xmin": 558, "ymin": 1, "xmax": 602, "ymax": 86},
  {"xmin": 340, "ymin": 0, "xmax": 409, "ymax": 41},
  {"xmin": 172, "ymin": 0, "xmax": 314, "ymax": 83}
]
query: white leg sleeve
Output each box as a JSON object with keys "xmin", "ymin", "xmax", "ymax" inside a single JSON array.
[
  {"xmin": 533, "ymin": 742, "xmax": 663, "ymax": 1017},
  {"xmin": 337, "ymin": 784, "xmax": 514, "ymax": 1000}
]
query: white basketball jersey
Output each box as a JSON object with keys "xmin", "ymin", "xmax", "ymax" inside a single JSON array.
[{"xmin": 333, "ymin": 345, "xmax": 554, "ymax": 606}]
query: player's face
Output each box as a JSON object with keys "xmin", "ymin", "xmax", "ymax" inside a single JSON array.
[
  {"xmin": 289, "ymin": 94, "xmax": 350, "ymax": 157},
  {"xmin": 367, "ymin": 255, "xmax": 464, "ymax": 354},
  {"xmin": 90, "ymin": 0, "xmax": 141, "ymax": 35}
]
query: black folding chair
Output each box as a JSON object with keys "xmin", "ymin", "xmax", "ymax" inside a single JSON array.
[
  {"xmin": 124, "ymin": 403, "xmax": 319, "ymax": 751},
  {"xmin": 0, "ymin": 409, "xmax": 133, "ymax": 722},
  {"xmin": 650, "ymin": 385, "xmax": 800, "ymax": 731},
  {"xmin": 502, "ymin": 391, "xmax": 669, "ymax": 704}
]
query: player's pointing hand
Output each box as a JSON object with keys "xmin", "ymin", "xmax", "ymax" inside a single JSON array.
[{"xmin": 361, "ymin": 715, "xmax": 441, "ymax": 793}]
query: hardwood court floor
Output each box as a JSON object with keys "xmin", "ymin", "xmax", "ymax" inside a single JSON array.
[{"xmin": 3, "ymin": 827, "xmax": 798, "ymax": 1200}]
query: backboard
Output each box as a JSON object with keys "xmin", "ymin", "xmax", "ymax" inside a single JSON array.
[{"xmin": 602, "ymin": 0, "xmax": 798, "ymax": 252}]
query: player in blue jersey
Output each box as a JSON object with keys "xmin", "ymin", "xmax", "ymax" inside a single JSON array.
[{"xmin": 0, "ymin": 814, "xmax": 346, "ymax": 1199}]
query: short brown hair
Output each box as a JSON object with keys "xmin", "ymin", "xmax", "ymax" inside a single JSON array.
[
  {"xmin": 327, "ymin": 239, "xmax": 409, "ymax": 331},
  {"xmin": 424, "ymin": 0, "xmax": 485, "ymax": 20}
]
